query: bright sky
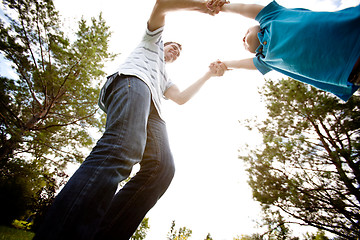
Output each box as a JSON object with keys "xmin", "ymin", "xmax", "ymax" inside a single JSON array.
[{"xmin": 28, "ymin": 0, "xmax": 360, "ymax": 239}]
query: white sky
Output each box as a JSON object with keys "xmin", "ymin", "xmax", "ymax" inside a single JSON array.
[{"xmin": 12, "ymin": 0, "xmax": 360, "ymax": 239}]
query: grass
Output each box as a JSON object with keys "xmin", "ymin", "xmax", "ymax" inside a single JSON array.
[{"xmin": 0, "ymin": 225, "xmax": 34, "ymax": 240}]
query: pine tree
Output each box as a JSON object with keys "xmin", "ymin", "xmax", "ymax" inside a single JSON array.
[
  {"xmin": 241, "ymin": 78, "xmax": 360, "ymax": 239},
  {"xmin": 0, "ymin": 0, "xmax": 115, "ymax": 167},
  {"xmin": 0, "ymin": 0, "xmax": 115, "ymax": 225}
]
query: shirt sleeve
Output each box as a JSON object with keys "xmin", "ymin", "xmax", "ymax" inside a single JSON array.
[
  {"xmin": 253, "ymin": 57, "xmax": 272, "ymax": 75},
  {"xmin": 143, "ymin": 25, "xmax": 164, "ymax": 44},
  {"xmin": 162, "ymin": 71, "xmax": 175, "ymax": 100},
  {"xmin": 255, "ymin": 1, "xmax": 284, "ymax": 25}
]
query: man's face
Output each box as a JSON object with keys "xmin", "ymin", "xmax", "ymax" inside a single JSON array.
[{"xmin": 164, "ymin": 43, "xmax": 181, "ymax": 63}]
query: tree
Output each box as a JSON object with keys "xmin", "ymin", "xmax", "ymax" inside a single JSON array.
[
  {"xmin": 0, "ymin": 156, "xmax": 68, "ymax": 227},
  {"xmin": 303, "ymin": 230, "xmax": 330, "ymax": 240},
  {"xmin": 30, "ymin": 166, "xmax": 68, "ymax": 230},
  {"xmin": 234, "ymin": 234, "xmax": 262, "ymax": 240},
  {"xmin": 258, "ymin": 209, "xmax": 293, "ymax": 240},
  {"xmin": 241, "ymin": 78, "xmax": 360, "ymax": 239},
  {"xmin": 130, "ymin": 217, "xmax": 150, "ymax": 240},
  {"xmin": 0, "ymin": 0, "xmax": 115, "ymax": 167},
  {"xmin": 0, "ymin": 158, "xmax": 40, "ymax": 225},
  {"xmin": 204, "ymin": 233, "xmax": 213, "ymax": 240},
  {"xmin": 234, "ymin": 210, "xmax": 296, "ymax": 240},
  {"xmin": 167, "ymin": 220, "xmax": 193, "ymax": 240},
  {"xmin": 0, "ymin": 0, "xmax": 115, "ymax": 225}
]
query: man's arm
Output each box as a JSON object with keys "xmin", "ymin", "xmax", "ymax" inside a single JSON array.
[
  {"xmin": 164, "ymin": 62, "xmax": 226, "ymax": 105},
  {"xmin": 148, "ymin": 0, "xmax": 214, "ymax": 31}
]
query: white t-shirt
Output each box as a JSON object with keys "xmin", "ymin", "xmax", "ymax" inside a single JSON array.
[{"xmin": 98, "ymin": 26, "xmax": 174, "ymax": 118}]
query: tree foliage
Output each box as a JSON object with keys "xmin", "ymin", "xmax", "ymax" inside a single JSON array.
[
  {"xmin": 0, "ymin": 0, "xmax": 115, "ymax": 167},
  {"xmin": 167, "ymin": 220, "xmax": 193, "ymax": 240},
  {"xmin": 0, "ymin": 157, "xmax": 68, "ymax": 226},
  {"xmin": 130, "ymin": 217, "xmax": 150, "ymax": 240},
  {"xmin": 0, "ymin": 0, "xmax": 115, "ymax": 225},
  {"xmin": 241, "ymin": 78, "xmax": 360, "ymax": 239},
  {"xmin": 235, "ymin": 233, "xmax": 263, "ymax": 240},
  {"xmin": 204, "ymin": 233, "xmax": 213, "ymax": 240},
  {"xmin": 303, "ymin": 230, "xmax": 330, "ymax": 240}
]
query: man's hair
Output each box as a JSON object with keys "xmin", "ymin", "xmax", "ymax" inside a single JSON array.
[{"xmin": 164, "ymin": 41, "xmax": 182, "ymax": 51}]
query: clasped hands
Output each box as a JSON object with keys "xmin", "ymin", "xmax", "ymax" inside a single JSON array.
[
  {"xmin": 206, "ymin": 0, "xmax": 230, "ymax": 76},
  {"xmin": 208, "ymin": 60, "xmax": 228, "ymax": 77},
  {"xmin": 206, "ymin": 0, "xmax": 229, "ymax": 14}
]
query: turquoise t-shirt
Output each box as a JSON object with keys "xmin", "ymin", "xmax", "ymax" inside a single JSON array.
[{"xmin": 253, "ymin": 1, "xmax": 360, "ymax": 101}]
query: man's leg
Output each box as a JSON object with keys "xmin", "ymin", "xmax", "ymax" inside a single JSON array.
[
  {"xmin": 94, "ymin": 103, "xmax": 175, "ymax": 240},
  {"xmin": 33, "ymin": 75, "xmax": 152, "ymax": 240}
]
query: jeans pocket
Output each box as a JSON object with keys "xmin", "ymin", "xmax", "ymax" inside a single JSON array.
[{"xmin": 103, "ymin": 73, "xmax": 119, "ymax": 102}]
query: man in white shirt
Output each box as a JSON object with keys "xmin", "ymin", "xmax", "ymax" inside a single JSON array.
[{"xmin": 34, "ymin": 1, "xmax": 225, "ymax": 240}]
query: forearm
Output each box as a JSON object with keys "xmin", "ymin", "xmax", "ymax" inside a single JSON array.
[
  {"xmin": 221, "ymin": 3, "xmax": 263, "ymax": 19},
  {"xmin": 157, "ymin": 0, "xmax": 207, "ymax": 12},
  {"xmin": 148, "ymin": 0, "xmax": 210, "ymax": 31},
  {"xmin": 222, "ymin": 58, "xmax": 257, "ymax": 70},
  {"xmin": 166, "ymin": 71, "xmax": 212, "ymax": 105}
]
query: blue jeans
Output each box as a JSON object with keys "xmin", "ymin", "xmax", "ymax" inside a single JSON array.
[{"xmin": 34, "ymin": 74, "xmax": 175, "ymax": 240}]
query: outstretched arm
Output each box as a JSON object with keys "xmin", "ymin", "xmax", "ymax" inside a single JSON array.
[
  {"xmin": 148, "ymin": 0, "xmax": 215, "ymax": 31},
  {"xmin": 164, "ymin": 62, "xmax": 226, "ymax": 105},
  {"xmin": 207, "ymin": 0, "xmax": 263, "ymax": 19},
  {"xmin": 222, "ymin": 3, "xmax": 263, "ymax": 19},
  {"xmin": 209, "ymin": 58, "xmax": 256, "ymax": 71},
  {"xmin": 222, "ymin": 58, "xmax": 257, "ymax": 70}
]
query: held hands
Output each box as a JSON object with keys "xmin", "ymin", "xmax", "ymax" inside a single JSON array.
[
  {"xmin": 209, "ymin": 60, "xmax": 228, "ymax": 77},
  {"xmin": 206, "ymin": 0, "xmax": 230, "ymax": 14},
  {"xmin": 205, "ymin": 1, "xmax": 230, "ymax": 77}
]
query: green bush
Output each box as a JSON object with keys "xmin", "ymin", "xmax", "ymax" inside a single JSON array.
[
  {"xmin": 0, "ymin": 225, "xmax": 34, "ymax": 240},
  {"xmin": 12, "ymin": 219, "xmax": 33, "ymax": 230}
]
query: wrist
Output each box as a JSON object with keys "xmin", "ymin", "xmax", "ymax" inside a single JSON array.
[
  {"xmin": 204, "ymin": 70, "xmax": 213, "ymax": 79},
  {"xmin": 222, "ymin": 61, "xmax": 230, "ymax": 68}
]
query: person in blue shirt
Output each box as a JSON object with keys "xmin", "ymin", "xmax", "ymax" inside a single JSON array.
[{"xmin": 207, "ymin": 0, "xmax": 360, "ymax": 101}]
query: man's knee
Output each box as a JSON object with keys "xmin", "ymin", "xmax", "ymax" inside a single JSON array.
[{"xmin": 157, "ymin": 156, "xmax": 175, "ymax": 192}]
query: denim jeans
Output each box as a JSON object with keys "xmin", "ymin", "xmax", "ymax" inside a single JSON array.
[{"xmin": 34, "ymin": 74, "xmax": 175, "ymax": 240}]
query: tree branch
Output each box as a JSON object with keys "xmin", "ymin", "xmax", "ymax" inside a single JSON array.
[{"xmin": 30, "ymin": 109, "xmax": 97, "ymax": 131}]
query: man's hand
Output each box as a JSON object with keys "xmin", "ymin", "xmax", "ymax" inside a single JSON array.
[
  {"xmin": 206, "ymin": 0, "xmax": 230, "ymax": 14},
  {"xmin": 149, "ymin": 0, "xmax": 219, "ymax": 31},
  {"xmin": 209, "ymin": 60, "xmax": 228, "ymax": 76}
]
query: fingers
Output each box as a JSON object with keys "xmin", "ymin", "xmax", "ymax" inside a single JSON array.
[
  {"xmin": 206, "ymin": 0, "xmax": 230, "ymax": 14},
  {"xmin": 218, "ymin": 61, "xmax": 228, "ymax": 72},
  {"xmin": 209, "ymin": 60, "xmax": 228, "ymax": 76}
]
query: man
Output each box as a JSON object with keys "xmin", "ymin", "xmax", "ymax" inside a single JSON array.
[{"xmin": 33, "ymin": 0, "xmax": 225, "ymax": 240}]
